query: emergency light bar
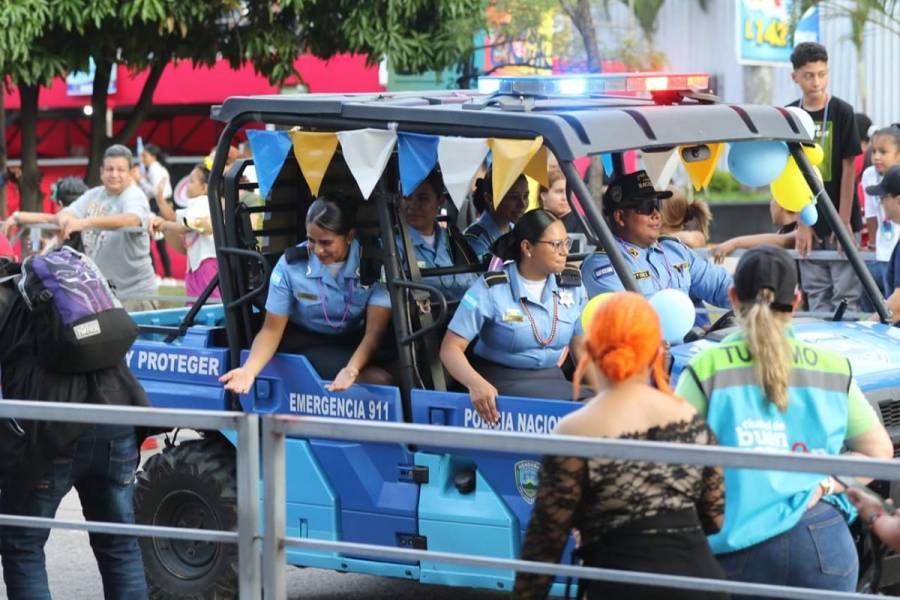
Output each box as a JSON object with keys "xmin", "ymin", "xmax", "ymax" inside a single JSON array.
[{"xmin": 477, "ymin": 72, "xmax": 710, "ymax": 96}]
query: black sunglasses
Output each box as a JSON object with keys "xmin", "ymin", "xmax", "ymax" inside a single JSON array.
[{"xmin": 629, "ymin": 197, "xmax": 661, "ymax": 215}]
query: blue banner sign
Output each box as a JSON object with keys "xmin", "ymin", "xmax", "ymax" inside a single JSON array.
[{"xmin": 737, "ymin": 0, "xmax": 820, "ymax": 66}]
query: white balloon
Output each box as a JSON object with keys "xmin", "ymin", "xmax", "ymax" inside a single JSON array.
[{"xmin": 785, "ymin": 106, "xmax": 816, "ymax": 141}]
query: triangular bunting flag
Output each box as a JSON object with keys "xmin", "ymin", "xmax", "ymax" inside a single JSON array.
[
  {"xmin": 601, "ymin": 153, "xmax": 613, "ymax": 177},
  {"xmin": 437, "ymin": 137, "xmax": 489, "ymax": 209},
  {"xmin": 246, "ymin": 129, "xmax": 292, "ymax": 200},
  {"xmin": 681, "ymin": 143, "xmax": 725, "ymax": 191},
  {"xmin": 642, "ymin": 148, "xmax": 679, "ymax": 190},
  {"xmin": 488, "ymin": 137, "xmax": 544, "ymax": 207},
  {"xmin": 336, "ymin": 128, "xmax": 397, "ymax": 199},
  {"xmin": 523, "ymin": 146, "xmax": 549, "ymax": 189},
  {"xmin": 398, "ymin": 132, "xmax": 440, "ymax": 196},
  {"xmin": 289, "ymin": 129, "xmax": 338, "ymax": 197}
]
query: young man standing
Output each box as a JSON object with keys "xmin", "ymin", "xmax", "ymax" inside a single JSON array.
[
  {"xmin": 868, "ymin": 166, "xmax": 900, "ymax": 322},
  {"xmin": 788, "ymin": 42, "xmax": 863, "ymax": 313}
]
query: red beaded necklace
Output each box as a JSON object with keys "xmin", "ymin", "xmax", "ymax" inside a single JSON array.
[{"xmin": 519, "ymin": 294, "xmax": 559, "ymax": 347}]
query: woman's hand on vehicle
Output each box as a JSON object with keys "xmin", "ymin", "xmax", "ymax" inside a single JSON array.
[
  {"xmin": 469, "ymin": 380, "xmax": 500, "ymax": 425},
  {"xmin": 712, "ymin": 240, "xmax": 735, "ymax": 264},
  {"xmin": 325, "ymin": 366, "xmax": 359, "ymax": 392},
  {"xmin": 219, "ymin": 367, "xmax": 255, "ymax": 394}
]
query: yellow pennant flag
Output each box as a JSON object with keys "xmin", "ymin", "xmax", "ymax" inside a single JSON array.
[
  {"xmin": 523, "ymin": 145, "xmax": 549, "ymax": 189},
  {"xmin": 680, "ymin": 142, "xmax": 725, "ymax": 191},
  {"xmin": 289, "ymin": 129, "xmax": 338, "ymax": 197},
  {"xmin": 488, "ymin": 137, "xmax": 544, "ymax": 208}
]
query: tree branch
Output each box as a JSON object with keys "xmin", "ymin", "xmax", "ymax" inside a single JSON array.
[{"xmin": 113, "ymin": 57, "xmax": 167, "ymax": 146}]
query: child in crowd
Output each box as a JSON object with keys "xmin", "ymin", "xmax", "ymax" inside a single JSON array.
[
  {"xmin": 149, "ymin": 164, "xmax": 219, "ymax": 299},
  {"xmin": 788, "ymin": 42, "xmax": 863, "ymax": 313},
  {"xmin": 660, "ymin": 187, "xmax": 712, "ymax": 249},
  {"xmin": 862, "ymin": 127, "xmax": 900, "ymax": 296},
  {"xmin": 867, "ymin": 166, "xmax": 900, "ymax": 322},
  {"xmin": 712, "ymin": 199, "xmax": 797, "ymax": 264}
]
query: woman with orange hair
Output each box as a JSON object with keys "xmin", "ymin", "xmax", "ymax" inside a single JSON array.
[{"xmin": 514, "ymin": 292, "xmax": 728, "ymax": 600}]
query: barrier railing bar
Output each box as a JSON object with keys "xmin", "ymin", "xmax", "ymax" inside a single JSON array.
[
  {"xmin": 263, "ymin": 416, "xmax": 287, "ymax": 600},
  {"xmin": 696, "ymin": 248, "xmax": 876, "ymax": 262},
  {"xmin": 278, "ymin": 535, "xmax": 872, "ymax": 600},
  {"xmin": 277, "ymin": 417, "xmax": 900, "ymax": 480},
  {"xmin": 237, "ymin": 414, "xmax": 262, "ymax": 600},
  {"xmin": 0, "ymin": 514, "xmax": 238, "ymax": 544},
  {"xmin": 0, "ymin": 400, "xmax": 243, "ymax": 431}
]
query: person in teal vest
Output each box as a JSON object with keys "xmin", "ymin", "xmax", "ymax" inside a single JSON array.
[{"xmin": 675, "ymin": 246, "xmax": 892, "ymax": 596}]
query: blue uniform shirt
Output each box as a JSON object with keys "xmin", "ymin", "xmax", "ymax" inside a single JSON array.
[
  {"xmin": 448, "ymin": 262, "xmax": 587, "ymax": 369},
  {"xmin": 463, "ymin": 211, "xmax": 505, "ymax": 260},
  {"xmin": 581, "ymin": 236, "xmax": 732, "ymax": 309},
  {"xmin": 887, "ymin": 241, "xmax": 900, "ymax": 292},
  {"xmin": 266, "ymin": 239, "xmax": 390, "ymax": 335},
  {"xmin": 396, "ymin": 224, "xmax": 478, "ymax": 301}
]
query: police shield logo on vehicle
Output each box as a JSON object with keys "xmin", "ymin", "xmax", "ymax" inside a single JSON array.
[{"xmin": 515, "ymin": 460, "xmax": 541, "ymax": 505}]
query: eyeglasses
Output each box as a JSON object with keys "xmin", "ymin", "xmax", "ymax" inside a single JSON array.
[
  {"xmin": 536, "ymin": 238, "xmax": 574, "ymax": 253},
  {"xmin": 631, "ymin": 197, "xmax": 661, "ymax": 215}
]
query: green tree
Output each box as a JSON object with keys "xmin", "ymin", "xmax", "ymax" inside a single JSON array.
[
  {"xmin": 795, "ymin": 0, "xmax": 900, "ymax": 114},
  {"xmin": 2, "ymin": 0, "xmax": 487, "ymax": 202}
]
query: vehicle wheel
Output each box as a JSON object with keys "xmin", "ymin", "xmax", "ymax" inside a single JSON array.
[{"xmin": 135, "ymin": 437, "xmax": 238, "ymax": 599}]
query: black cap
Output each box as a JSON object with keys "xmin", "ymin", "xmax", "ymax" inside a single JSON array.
[
  {"xmin": 733, "ymin": 245, "xmax": 797, "ymax": 312},
  {"xmin": 866, "ymin": 165, "xmax": 900, "ymax": 197},
  {"xmin": 602, "ymin": 170, "xmax": 673, "ymax": 213}
]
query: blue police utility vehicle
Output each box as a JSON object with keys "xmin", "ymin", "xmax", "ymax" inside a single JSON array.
[{"xmin": 129, "ymin": 73, "xmax": 900, "ymax": 598}]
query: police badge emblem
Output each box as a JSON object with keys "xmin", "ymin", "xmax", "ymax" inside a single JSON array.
[
  {"xmin": 559, "ymin": 289, "xmax": 574, "ymax": 307},
  {"xmin": 514, "ymin": 460, "xmax": 541, "ymax": 505}
]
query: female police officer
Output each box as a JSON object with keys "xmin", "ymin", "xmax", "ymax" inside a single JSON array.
[
  {"xmin": 581, "ymin": 170, "xmax": 732, "ymax": 310},
  {"xmin": 463, "ymin": 170, "xmax": 529, "ymax": 260},
  {"xmin": 398, "ymin": 170, "xmax": 479, "ymax": 300},
  {"xmin": 220, "ymin": 197, "xmax": 392, "ymax": 394},
  {"xmin": 441, "ymin": 209, "xmax": 587, "ymax": 424}
]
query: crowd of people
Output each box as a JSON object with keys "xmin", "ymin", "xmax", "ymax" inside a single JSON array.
[{"xmin": 0, "ymin": 38, "xmax": 897, "ymax": 599}]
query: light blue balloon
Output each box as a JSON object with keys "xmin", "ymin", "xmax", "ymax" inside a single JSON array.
[
  {"xmin": 649, "ymin": 289, "xmax": 696, "ymax": 344},
  {"xmin": 727, "ymin": 141, "xmax": 789, "ymax": 188},
  {"xmin": 799, "ymin": 202, "xmax": 818, "ymax": 226}
]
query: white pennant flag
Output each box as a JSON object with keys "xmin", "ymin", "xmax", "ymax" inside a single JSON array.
[
  {"xmin": 337, "ymin": 128, "xmax": 398, "ymax": 199},
  {"xmin": 642, "ymin": 148, "xmax": 680, "ymax": 190},
  {"xmin": 438, "ymin": 137, "xmax": 489, "ymax": 209}
]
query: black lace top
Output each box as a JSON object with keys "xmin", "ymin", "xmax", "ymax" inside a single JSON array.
[{"xmin": 513, "ymin": 414, "xmax": 725, "ymax": 599}]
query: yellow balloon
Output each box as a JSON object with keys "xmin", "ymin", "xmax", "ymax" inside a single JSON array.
[
  {"xmin": 803, "ymin": 143, "xmax": 824, "ymax": 167},
  {"xmin": 582, "ymin": 292, "xmax": 614, "ymax": 332},
  {"xmin": 770, "ymin": 158, "xmax": 812, "ymax": 212}
]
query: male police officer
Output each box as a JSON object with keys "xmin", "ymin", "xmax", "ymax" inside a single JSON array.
[{"xmin": 581, "ymin": 171, "xmax": 732, "ymax": 312}]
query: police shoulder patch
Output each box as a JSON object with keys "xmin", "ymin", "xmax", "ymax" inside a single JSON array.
[
  {"xmin": 593, "ymin": 265, "xmax": 615, "ymax": 280},
  {"xmin": 483, "ymin": 271, "xmax": 509, "ymax": 287}
]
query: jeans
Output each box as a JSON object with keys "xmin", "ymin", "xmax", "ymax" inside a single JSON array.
[
  {"xmin": 717, "ymin": 502, "xmax": 857, "ymax": 599},
  {"xmin": 0, "ymin": 429, "xmax": 148, "ymax": 600}
]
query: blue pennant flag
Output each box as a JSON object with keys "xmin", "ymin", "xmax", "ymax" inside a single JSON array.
[
  {"xmin": 246, "ymin": 129, "xmax": 292, "ymax": 200},
  {"xmin": 398, "ymin": 132, "xmax": 440, "ymax": 196},
  {"xmin": 601, "ymin": 153, "xmax": 613, "ymax": 177}
]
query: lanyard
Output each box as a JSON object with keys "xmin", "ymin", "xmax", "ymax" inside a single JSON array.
[
  {"xmin": 316, "ymin": 277, "xmax": 354, "ymax": 330},
  {"xmin": 617, "ymin": 238, "xmax": 674, "ymax": 291},
  {"xmin": 520, "ymin": 295, "xmax": 559, "ymax": 347},
  {"xmin": 800, "ymin": 94, "xmax": 829, "ymax": 149}
]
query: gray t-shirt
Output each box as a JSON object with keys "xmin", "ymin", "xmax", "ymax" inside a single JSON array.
[{"xmin": 64, "ymin": 183, "xmax": 157, "ymax": 300}]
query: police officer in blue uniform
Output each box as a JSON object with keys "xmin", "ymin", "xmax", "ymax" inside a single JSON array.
[
  {"xmin": 463, "ymin": 170, "xmax": 529, "ymax": 260},
  {"xmin": 442, "ymin": 209, "xmax": 588, "ymax": 424},
  {"xmin": 581, "ymin": 171, "xmax": 732, "ymax": 317},
  {"xmin": 220, "ymin": 197, "xmax": 392, "ymax": 394},
  {"xmin": 397, "ymin": 170, "xmax": 479, "ymax": 301}
]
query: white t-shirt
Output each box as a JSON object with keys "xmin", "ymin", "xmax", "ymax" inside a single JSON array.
[
  {"xmin": 175, "ymin": 195, "xmax": 217, "ymax": 271},
  {"xmin": 862, "ymin": 165, "xmax": 899, "ymax": 262},
  {"xmin": 421, "ymin": 232, "xmax": 436, "ymax": 249},
  {"xmin": 520, "ymin": 276, "xmax": 546, "ymax": 304},
  {"xmin": 325, "ymin": 261, "xmax": 345, "ymax": 280},
  {"xmin": 146, "ymin": 161, "xmax": 172, "ymax": 201}
]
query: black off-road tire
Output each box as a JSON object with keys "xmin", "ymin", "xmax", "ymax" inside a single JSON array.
[{"xmin": 135, "ymin": 437, "xmax": 238, "ymax": 599}]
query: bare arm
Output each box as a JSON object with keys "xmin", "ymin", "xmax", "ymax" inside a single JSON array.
[
  {"xmin": 866, "ymin": 217, "xmax": 878, "ymax": 250},
  {"xmin": 325, "ymin": 305, "xmax": 391, "ymax": 391},
  {"xmin": 219, "ymin": 312, "xmax": 289, "ymax": 394},
  {"xmin": 713, "ymin": 232, "xmax": 795, "ymax": 263},
  {"xmin": 839, "ymin": 157, "xmax": 857, "ymax": 227},
  {"xmin": 155, "ymin": 179, "xmax": 177, "ymax": 221},
  {"xmin": 440, "ymin": 331, "xmax": 499, "ymax": 424},
  {"xmin": 842, "ymin": 425, "xmax": 894, "ymax": 485},
  {"xmin": 886, "ymin": 288, "xmax": 900, "ymax": 323},
  {"xmin": 1, "ymin": 211, "xmax": 56, "ymax": 237},
  {"xmin": 60, "ymin": 212, "xmax": 142, "ymax": 240}
]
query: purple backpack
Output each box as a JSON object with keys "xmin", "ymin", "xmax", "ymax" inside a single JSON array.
[{"xmin": 17, "ymin": 246, "xmax": 138, "ymax": 373}]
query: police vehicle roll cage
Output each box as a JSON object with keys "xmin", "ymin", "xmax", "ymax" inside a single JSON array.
[{"xmin": 183, "ymin": 75, "xmax": 890, "ymax": 419}]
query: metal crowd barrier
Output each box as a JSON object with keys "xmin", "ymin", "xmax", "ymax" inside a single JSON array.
[
  {"xmin": 0, "ymin": 400, "xmax": 261, "ymax": 600},
  {"xmin": 262, "ymin": 415, "xmax": 900, "ymax": 600},
  {"xmin": 696, "ymin": 247, "xmax": 878, "ymax": 262}
]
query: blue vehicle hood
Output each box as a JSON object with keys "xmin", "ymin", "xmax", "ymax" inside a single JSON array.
[{"xmin": 670, "ymin": 320, "xmax": 900, "ymax": 392}]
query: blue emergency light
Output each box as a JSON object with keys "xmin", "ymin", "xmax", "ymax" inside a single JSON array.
[{"xmin": 477, "ymin": 72, "xmax": 710, "ymax": 96}]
